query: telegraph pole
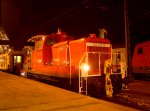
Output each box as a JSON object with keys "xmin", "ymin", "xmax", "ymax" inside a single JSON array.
[{"xmin": 124, "ymin": 0, "xmax": 132, "ymax": 75}]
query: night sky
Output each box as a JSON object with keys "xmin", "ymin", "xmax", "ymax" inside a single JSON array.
[{"xmin": 1, "ymin": 0, "xmax": 150, "ymax": 49}]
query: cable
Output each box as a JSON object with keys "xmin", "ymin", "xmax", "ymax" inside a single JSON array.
[{"xmin": 23, "ymin": 0, "xmax": 89, "ymax": 38}]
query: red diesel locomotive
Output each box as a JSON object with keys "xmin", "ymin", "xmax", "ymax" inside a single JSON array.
[{"xmin": 23, "ymin": 30, "xmax": 123, "ymax": 97}]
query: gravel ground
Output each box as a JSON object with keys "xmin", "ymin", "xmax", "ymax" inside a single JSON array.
[
  {"xmin": 114, "ymin": 80, "xmax": 150, "ymax": 111},
  {"xmin": 115, "ymin": 92, "xmax": 150, "ymax": 111}
]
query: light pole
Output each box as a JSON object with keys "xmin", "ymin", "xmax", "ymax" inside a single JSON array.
[{"xmin": 124, "ymin": 0, "xmax": 132, "ymax": 75}]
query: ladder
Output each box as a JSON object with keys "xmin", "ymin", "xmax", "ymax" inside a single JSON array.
[{"xmin": 79, "ymin": 73, "xmax": 88, "ymax": 95}]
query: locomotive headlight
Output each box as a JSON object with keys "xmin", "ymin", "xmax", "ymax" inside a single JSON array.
[
  {"xmin": 82, "ymin": 64, "xmax": 89, "ymax": 71},
  {"xmin": 81, "ymin": 63, "xmax": 89, "ymax": 77}
]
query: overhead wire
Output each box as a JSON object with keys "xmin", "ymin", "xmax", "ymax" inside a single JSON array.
[{"xmin": 22, "ymin": 0, "xmax": 89, "ymax": 38}]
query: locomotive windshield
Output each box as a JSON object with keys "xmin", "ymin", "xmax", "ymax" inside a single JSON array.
[{"xmin": 85, "ymin": 42, "xmax": 111, "ymax": 75}]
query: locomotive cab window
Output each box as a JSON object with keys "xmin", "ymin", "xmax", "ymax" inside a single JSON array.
[{"xmin": 137, "ymin": 47, "xmax": 143, "ymax": 54}]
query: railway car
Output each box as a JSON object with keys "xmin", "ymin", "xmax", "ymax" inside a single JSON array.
[
  {"xmin": 0, "ymin": 50, "xmax": 25, "ymax": 75},
  {"xmin": 132, "ymin": 41, "xmax": 150, "ymax": 80},
  {"xmin": 23, "ymin": 30, "xmax": 125, "ymax": 97}
]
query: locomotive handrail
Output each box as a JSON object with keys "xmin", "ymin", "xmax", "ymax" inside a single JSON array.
[
  {"xmin": 78, "ymin": 52, "xmax": 104, "ymax": 95},
  {"xmin": 78, "ymin": 52, "xmax": 87, "ymax": 94}
]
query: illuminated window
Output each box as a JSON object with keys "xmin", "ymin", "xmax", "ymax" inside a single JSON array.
[
  {"xmin": 14, "ymin": 56, "xmax": 22, "ymax": 64},
  {"xmin": 17, "ymin": 56, "xmax": 22, "ymax": 63}
]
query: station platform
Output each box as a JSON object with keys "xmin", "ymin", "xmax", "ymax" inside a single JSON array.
[{"xmin": 0, "ymin": 71, "xmax": 139, "ymax": 111}]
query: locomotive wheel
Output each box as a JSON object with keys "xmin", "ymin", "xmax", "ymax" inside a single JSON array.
[
  {"xmin": 110, "ymin": 74, "xmax": 122, "ymax": 95},
  {"xmin": 87, "ymin": 76, "xmax": 105, "ymax": 98}
]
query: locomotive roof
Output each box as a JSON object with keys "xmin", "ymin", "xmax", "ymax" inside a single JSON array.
[
  {"xmin": 27, "ymin": 35, "xmax": 48, "ymax": 42},
  {"xmin": 69, "ymin": 36, "xmax": 110, "ymax": 44},
  {"xmin": 136, "ymin": 40, "xmax": 150, "ymax": 47},
  {"xmin": 27, "ymin": 31, "xmax": 74, "ymax": 43}
]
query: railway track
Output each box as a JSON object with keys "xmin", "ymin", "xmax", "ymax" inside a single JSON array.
[{"xmin": 102, "ymin": 80, "xmax": 150, "ymax": 111}]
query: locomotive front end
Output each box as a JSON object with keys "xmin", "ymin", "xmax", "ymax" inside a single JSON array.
[{"xmin": 70, "ymin": 36, "xmax": 123, "ymax": 97}]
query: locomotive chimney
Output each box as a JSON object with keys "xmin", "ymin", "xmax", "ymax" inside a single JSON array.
[
  {"xmin": 99, "ymin": 28, "xmax": 107, "ymax": 39},
  {"xmin": 57, "ymin": 28, "xmax": 67, "ymax": 37}
]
